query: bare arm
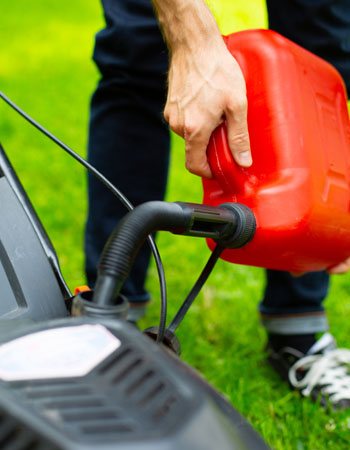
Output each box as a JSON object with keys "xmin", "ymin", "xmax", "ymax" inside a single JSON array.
[{"xmin": 152, "ymin": 0, "xmax": 252, "ymax": 178}]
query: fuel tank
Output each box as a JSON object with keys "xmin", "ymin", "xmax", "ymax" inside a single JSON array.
[{"xmin": 203, "ymin": 29, "xmax": 350, "ymax": 272}]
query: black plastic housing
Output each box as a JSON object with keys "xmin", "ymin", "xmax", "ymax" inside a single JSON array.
[{"xmin": 0, "ymin": 317, "xmax": 270, "ymax": 450}]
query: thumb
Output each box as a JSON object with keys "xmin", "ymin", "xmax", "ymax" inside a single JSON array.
[{"xmin": 225, "ymin": 99, "xmax": 252, "ymax": 167}]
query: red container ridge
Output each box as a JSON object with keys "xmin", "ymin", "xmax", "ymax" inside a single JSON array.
[{"xmin": 203, "ymin": 29, "xmax": 350, "ymax": 272}]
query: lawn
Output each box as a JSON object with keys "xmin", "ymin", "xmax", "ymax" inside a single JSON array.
[{"xmin": 1, "ymin": 1, "xmax": 350, "ymax": 449}]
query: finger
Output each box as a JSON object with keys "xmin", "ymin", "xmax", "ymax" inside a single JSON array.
[
  {"xmin": 184, "ymin": 122, "xmax": 213, "ymax": 178},
  {"xmin": 185, "ymin": 140, "xmax": 213, "ymax": 178},
  {"xmin": 327, "ymin": 257, "xmax": 350, "ymax": 274},
  {"xmin": 165, "ymin": 105, "xmax": 184, "ymax": 138},
  {"xmin": 225, "ymin": 97, "xmax": 252, "ymax": 167}
]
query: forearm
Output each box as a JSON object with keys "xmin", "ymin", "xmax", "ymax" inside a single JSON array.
[{"xmin": 152, "ymin": 0, "xmax": 222, "ymax": 53}]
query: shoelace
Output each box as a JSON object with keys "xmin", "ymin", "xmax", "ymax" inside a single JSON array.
[{"xmin": 288, "ymin": 349, "xmax": 350, "ymax": 404}]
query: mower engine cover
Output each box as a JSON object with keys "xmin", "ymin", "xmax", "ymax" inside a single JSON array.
[
  {"xmin": 0, "ymin": 317, "xmax": 269, "ymax": 450},
  {"xmin": 203, "ymin": 29, "xmax": 350, "ymax": 273}
]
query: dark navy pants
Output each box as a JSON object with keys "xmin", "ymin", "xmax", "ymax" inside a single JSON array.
[{"xmin": 85, "ymin": 0, "xmax": 350, "ymax": 333}]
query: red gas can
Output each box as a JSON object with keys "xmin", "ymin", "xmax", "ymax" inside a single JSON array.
[{"xmin": 203, "ymin": 29, "xmax": 350, "ymax": 272}]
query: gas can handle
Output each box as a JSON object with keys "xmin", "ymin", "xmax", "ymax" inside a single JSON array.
[{"xmin": 207, "ymin": 123, "xmax": 248, "ymax": 193}]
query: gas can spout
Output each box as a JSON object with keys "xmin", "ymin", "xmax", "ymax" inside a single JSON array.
[{"xmin": 92, "ymin": 201, "xmax": 256, "ymax": 307}]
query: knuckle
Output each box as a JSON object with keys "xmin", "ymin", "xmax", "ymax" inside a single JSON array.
[
  {"xmin": 184, "ymin": 119, "xmax": 209, "ymax": 142},
  {"xmin": 168, "ymin": 117, "xmax": 177, "ymax": 129},
  {"xmin": 227, "ymin": 96, "xmax": 248, "ymax": 115},
  {"xmin": 183, "ymin": 121, "xmax": 198, "ymax": 139},
  {"xmin": 167, "ymin": 116, "xmax": 183, "ymax": 136},
  {"xmin": 170, "ymin": 123, "xmax": 183, "ymax": 136},
  {"xmin": 232, "ymin": 131, "xmax": 250, "ymax": 146},
  {"xmin": 163, "ymin": 107, "xmax": 170, "ymax": 123}
]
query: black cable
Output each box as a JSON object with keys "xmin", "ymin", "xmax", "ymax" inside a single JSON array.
[
  {"xmin": 167, "ymin": 244, "xmax": 223, "ymax": 333},
  {"xmin": 0, "ymin": 91, "xmax": 167, "ymax": 342}
]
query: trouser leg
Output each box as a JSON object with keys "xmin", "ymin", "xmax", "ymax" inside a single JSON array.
[
  {"xmin": 266, "ymin": 0, "xmax": 350, "ymax": 94},
  {"xmin": 260, "ymin": 271, "xmax": 330, "ymax": 335},
  {"xmin": 85, "ymin": 0, "xmax": 169, "ymax": 303}
]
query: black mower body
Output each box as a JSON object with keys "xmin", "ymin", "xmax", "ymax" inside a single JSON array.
[
  {"xmin": 0, "ymin": 143, "xmax": 269, "ymax": 449},
  {"xmin": 0, "ymin": 317, "xmax": 268, "ymax": 450}
]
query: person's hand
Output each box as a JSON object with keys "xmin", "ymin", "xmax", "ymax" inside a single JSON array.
[
  {"xmin": 164, "ymin": 40, "xmax": 252, "ymax": 178},
  {"xmin": 327, "ymin": 257, "xmax": 350, "ymax": 274},
  {"xmin": 290, "ymin": 256, "xmax": 350, "ymax": 277},
  {"xmin": 152, "ymin": 0, "xmax": 252, "ymax": 179}
]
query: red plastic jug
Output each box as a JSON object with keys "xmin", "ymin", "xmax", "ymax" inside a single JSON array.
[{"xmin": 203, "ymin": 29, "xmax": 350, "ymax": 272}]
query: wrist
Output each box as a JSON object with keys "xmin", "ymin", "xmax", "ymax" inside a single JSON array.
[{"xmin": 153, "ymin": 0, "xmax": 222, "ymax": 53}]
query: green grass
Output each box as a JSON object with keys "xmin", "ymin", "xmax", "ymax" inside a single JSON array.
[{"xmin": 1, "ymin": 1, "xmax": 350, "ymax": 449}]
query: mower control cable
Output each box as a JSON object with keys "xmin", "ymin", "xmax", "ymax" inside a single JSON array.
[
  {"xmin": 166, "ymin": 243, "xmax": 223, "ymax": 333},
  {"xmin": 0, "ymin": 91, "xmax": 169, "ymax": 336}
]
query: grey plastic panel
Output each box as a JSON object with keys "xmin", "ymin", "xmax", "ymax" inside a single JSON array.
[
  {"xmin": 0, "ymin": 256, "xmax": 20, "ymax": 315},
  {"xmin": 0, "ymin": 144, "xmax": 71, "ymax": 299},
  {"xmin": 0, "ymin": 177, "xmax": 68, "ymax": 320}
]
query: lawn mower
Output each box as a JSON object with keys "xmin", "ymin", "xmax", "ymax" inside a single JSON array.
[{"xmin": 0, "ymin": 92, "xmax": 269, "ymax": 449}]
